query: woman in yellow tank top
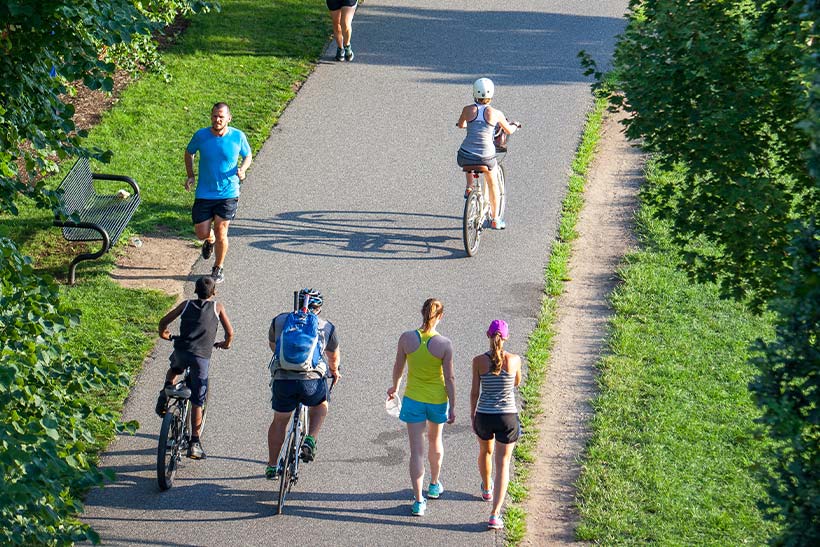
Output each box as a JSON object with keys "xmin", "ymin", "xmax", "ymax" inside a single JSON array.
[{"xmin": 387, "ymin": 298, "xmax": 456, "ymax": 517}]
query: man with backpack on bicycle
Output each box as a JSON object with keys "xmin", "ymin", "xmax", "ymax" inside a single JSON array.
[{"xmin": 265, "ymin": 288, "xmax": 340, "ymax": 479}]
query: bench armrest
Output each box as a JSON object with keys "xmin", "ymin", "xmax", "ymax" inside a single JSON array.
[{"xmin": 92, "ymin": 173, "xmax": 140, "ymax": 196}]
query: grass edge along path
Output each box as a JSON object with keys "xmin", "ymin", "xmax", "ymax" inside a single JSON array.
[
  {"xmin": 502, "ymin": 93, "xmax": 607, "ymax": 544},
  {"xmin": 573, "ymin": 159, "xmax": 782, "ymax": 543}
]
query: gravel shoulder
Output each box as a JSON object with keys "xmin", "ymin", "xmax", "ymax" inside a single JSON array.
[{"xmin": 523, "ymin": 111, "xmax": 643, "ymax": 545}]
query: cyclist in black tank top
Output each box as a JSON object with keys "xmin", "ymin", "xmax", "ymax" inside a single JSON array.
[{"xmin": 155, "ymin": 276, "xmax": 233, "ymax": 459}]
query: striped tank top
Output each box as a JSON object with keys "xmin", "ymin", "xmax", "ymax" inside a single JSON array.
[
  {"xmin": 476, "ymin": 354, "xmax": 518, "ymax": 414},
  {"xmin": 404, "ymin": 329, "xmax": 448, "ymax": 405}
]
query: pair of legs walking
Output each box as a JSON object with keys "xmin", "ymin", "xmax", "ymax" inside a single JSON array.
[
  {"xmin": 407, "ymin": 420, "xmax": 445, "ymax": 509},
  {"xmin": 331, "ymin": 6, "xmax": 356, "ymax": 61},
  {"xmin": 478, "ymin": 437, "xmax": 515, "ymax": 521}
]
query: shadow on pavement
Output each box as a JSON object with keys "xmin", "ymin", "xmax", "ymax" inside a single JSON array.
[{"xmin": 230, "ymin": 210, "xmax": 464, "ymax": 260}]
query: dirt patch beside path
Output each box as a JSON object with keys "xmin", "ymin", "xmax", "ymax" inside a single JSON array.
[
  {"xmin": 522, "ymin": 111, "xmax": 643, "ymax": 545},
  {"xmin": 112, "ymin": 236, "xmax": 200, "ymax": 300}
]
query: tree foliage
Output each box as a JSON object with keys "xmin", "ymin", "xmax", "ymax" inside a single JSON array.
[
  {"xmin": 0, "ymin": 1, "xmax": 212, "ymax": 543},
  {"xmin": 0, "ymin": 0, "xmax": 214, "ymax": 216},
  {"xmin": 750, "ymin": 2, "xmax": 820, "ymax": 545},
  {"xmin": 609, "ymin": 0, "xmax": 817, "ymax": 304},
  {"xmin": 0, "ymin": 238, "xmax": 134, "ymax": 545}
]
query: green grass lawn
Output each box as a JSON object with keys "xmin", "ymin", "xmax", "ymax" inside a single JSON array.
[
  {"xmin": 0, "ymin": 0, "xmax": 330, "ymax": 443},
  {"xmin": 574, "ymin": 160, "xmax": 782, "ymax": 544}
]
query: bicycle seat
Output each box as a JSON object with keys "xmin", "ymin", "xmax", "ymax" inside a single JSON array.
[
  {"xmin": 462, "ymin": 165, "xmax": 491, "ymax": 173},
  {"xmin": 164, "ymin": 383, "xmax": 192, "ymax": 399}
]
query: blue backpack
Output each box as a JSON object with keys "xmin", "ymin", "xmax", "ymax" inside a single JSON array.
[{"xmin": 275, "ymin": 310, "xmax": 323, "ymax": 372}]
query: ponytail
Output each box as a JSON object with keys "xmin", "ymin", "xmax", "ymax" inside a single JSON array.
[
  {"xmin": 421, "ymin": 298, "xmax": 443, "ymax": 332},
  {"xmin": 489, "ymin": 333, "xmax": 504, "ymax": 375}
]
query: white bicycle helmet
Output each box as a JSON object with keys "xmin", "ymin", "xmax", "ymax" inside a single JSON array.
[{"xmin": 473, "ymin": 78, "xmax": 495, "ymax": 100}]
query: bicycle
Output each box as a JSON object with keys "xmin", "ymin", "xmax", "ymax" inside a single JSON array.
[
  {"xmin": 156, "ymin": 336, "xmax": 214, "ymax": 491},
  {"xmin": 156, "ymin": 368, "xmax": 208, "ymax": 490},
  {"xmin": 273, "ymin": 376, "xmax": 335, "ymax": 515},
  {"xmin": 461, "ymin": 121, "xmax": 521, "ymax": 257}
]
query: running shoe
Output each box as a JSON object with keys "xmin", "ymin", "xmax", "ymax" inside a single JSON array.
[
  {"xmin": 481, "ymin": 483, "xmax": 493, "ymax": 501},
  {"xmin": 491, "ymin": 218, "xmax": 506, "ymax": 230},
  {"xmin": 488, "ymin": 515, "xmax": 504, "ymax": 530},
  {"xmin": 300, "ymin": 435, "xmax": 316, "ymax": 462},
  {"xmin": 154, "ymin": 389, "xmax": 168, "ymax": 417},
  {"xmin": 264, "ymin": 464, "xmax": 280, "ymax": 480},
  {"xmin": 344, "ymin": 44, "xmax": 354, "ymax": 62},
  {"xmin": 211, "ymin": 265, "xmax": 224, "ymax": 284},
  {"xmin": 427, "ymin": 482, "xmax": 444, "ymax": 499},
  {"xmin": 334, "ymin": 47, "xmax": 344, "ymax": 61},
  {"xmin": 411, "ymin": 498, "xmax": 427, "ymax": 516},
  {"xmin": 187, "ymin": 440, "xmax": 206, "ymax": 459},
  {"xmin": 201, "ymin": 239, "xmax": 214, "ymax": 260}
]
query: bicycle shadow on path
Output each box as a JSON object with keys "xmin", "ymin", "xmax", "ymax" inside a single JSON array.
[{"xmin": 230, "ymin": 210, "xmax": 464, "ymax": 260}]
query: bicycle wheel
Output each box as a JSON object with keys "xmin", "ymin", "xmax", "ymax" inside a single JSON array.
[
  {"xmin": 496, "ymin": 164, "xmax": 506, "ymax": 221},
  {"xmin": 462, "ymin": 191, "xmax": 483, "ymax": 256},
  {"xmin": 277, "ymin": 424, "xmax": 297, "ymax": 514},
  {"xmin": 157, "ymin": 404, "xmax": 182, "ymax": 491}
]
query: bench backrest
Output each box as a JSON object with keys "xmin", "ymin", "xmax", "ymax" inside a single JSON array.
[{"xmin": 58, "ymin": 157, "xmax": 96, "ymax": 215}]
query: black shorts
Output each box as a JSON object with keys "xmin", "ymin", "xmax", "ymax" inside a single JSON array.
[
  {"xmin": 473, "ymin": 412, "xmax": 520, "ymax": 444},
  {"xmin": 191, "ymin": 198, "xmax": 239, "ymax": 224},
  {"xmin": 326, "ymin": 0, "xmax": 357, "ymax": 10},
  {"xmin": 170, "ymin": 349, "xmax": 210, "ymax": 407}
]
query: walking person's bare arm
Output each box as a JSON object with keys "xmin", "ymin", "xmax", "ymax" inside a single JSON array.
[
  {"xmin": 388, "ymin": 332, "xmax": 410, "ymax": 399},
  {"xmin": 441, "ymin": 339, "xmax": 456, "ymax": 424}
]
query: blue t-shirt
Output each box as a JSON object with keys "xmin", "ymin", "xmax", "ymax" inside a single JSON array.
[{"xmin": 186, "ymin": 127, "xmax": 251, "ymax": 200}]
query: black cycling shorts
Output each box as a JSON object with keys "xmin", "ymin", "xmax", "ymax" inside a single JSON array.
[{"xmin": 473, "ymin": 412, "xmax": 520, "ymax": 444}]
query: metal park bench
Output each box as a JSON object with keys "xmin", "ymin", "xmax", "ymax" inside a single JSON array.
[{"xmin": 53, "ymin": 157, "xmax": 141, "ymax": 284}]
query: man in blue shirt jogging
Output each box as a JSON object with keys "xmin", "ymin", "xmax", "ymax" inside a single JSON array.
[{"xmin": 185, "ymin": 102, "xmax": 252, "ymax": 283}]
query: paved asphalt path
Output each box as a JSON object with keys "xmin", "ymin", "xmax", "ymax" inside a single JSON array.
[{"xmin": 84, "ymin": 1, "xmax": 627, "ymax": 545}]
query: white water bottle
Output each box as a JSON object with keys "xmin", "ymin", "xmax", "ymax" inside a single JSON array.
[{"xmin": 385, "ymin": 395, "xmax": 401, "ymax": 418}]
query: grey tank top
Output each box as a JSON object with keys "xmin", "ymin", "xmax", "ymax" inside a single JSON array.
[
  {"xmin": 460, "ymin": 104, "xmax": 497, "ymax": 158},
  {"xmin": 173, "ymin": 299, "xmax": 219, "ymax": 359},
  {"xmin": 476, "ymin": 358, "xmax": 518, "ymax": 414}
]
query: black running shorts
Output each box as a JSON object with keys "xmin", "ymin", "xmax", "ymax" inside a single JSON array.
[{"xmin": 473, "ymin": 412, "xmax": 520, "ymax": 444}]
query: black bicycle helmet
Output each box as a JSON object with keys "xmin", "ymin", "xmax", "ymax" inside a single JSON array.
[{"xmin": 298, "ymin": 288, "xmax": 323, "ymax": 310}]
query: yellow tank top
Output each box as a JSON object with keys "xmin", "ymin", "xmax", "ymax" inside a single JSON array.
[{"xmin": 404, "ymin": 329, "xmax": 447, "ymax": 404}]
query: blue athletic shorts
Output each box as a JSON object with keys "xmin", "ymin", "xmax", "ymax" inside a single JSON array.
[
  {"xmin": 399, "ymin": 396, "xmax": 448, "ymax": 424},
  {"xmin": 192, "ymin": 198, "xmax": 239, "ymax": 224},
  {"xmin": 169, "ymin": 349, "xmax": 209, "ymax": 407},
  {"xmin": 271, "ymin": 379, "xmax": 328, "ymax": 412}
]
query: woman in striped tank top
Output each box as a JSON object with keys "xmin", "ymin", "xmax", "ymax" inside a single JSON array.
[{"xmin": 470, "ymin": 319, "xmax": 522, "ymax": 530}]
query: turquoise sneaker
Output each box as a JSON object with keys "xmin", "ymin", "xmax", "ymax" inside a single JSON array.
[
  {"xmin": 427, "ymin": 482, "xmax": 444, "ymax": 499},
  {"xmin": 411, "ymin": 498, "xmax": 427, "ymax": 516}
]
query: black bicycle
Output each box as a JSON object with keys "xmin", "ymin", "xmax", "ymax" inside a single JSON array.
[{"xmin": 156, "ymin": 338, "xmax": 212, "ymax": 491}]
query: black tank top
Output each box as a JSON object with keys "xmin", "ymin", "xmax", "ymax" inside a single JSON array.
[{"xmin": 173, "ymin": 300, "xmax": 219, "ymax": 358}]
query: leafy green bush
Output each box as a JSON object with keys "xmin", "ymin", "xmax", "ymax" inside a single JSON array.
[
  {"xmin": 0, "ymin": 238, "xmax": 132, "ymax": 545},
  {"xmin": 609, "ymin": 0, "xmax": 816, "ymax": 304},
  {"xmin": 0, "ymin": 0, "xmax": 213, "ymax": 215},
  {"xmin": 750, "ymin": 221, "xmax": 820, "ymax": 546}
]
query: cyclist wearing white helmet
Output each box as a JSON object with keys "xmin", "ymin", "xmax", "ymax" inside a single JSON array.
[{"xmin": 456, "ymin": 78, "xmax": 519, "ymax": 229}]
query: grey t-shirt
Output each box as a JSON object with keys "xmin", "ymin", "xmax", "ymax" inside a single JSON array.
[{"xmin": 268, "ymin": 312, "xmax": 339, "ymax": 380}]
